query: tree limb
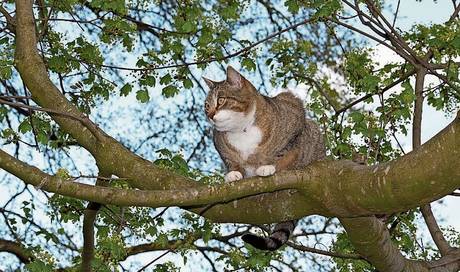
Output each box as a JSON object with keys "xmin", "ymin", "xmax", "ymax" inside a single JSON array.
[
  {"xmin": 340, "ymin": 216, "xmax": 431, "ymax": 272},
  {"xmin": 421, "ymin": 204, "xmax": 455, "ymax": 256},
  {"xmin": 341, "ymin": 216, "xmax": 460, "ymax": 272},
  {"xmin": 81, "ymin": 172, "xmax": 111, "ymax": 272},
  {"xmin": 413, "ymin": 68, "xmax": 455, "ymax": 256},
  {"xmin": 0, "ymin": 239, "xmax": 32, "ymax": 264},
  {"xmin": 1, "ymin": 113, "xmax": 459, "ymax": 224},
  {"xmin": 0, "ymin": 5, "xmax": 15, "ymax": 33},
  {"xmin": 0, "ymin": 98, "xmax": 102, "ymax": 141},
  {"xmin": 286, "ymin": 241, "xmax": 362, "ymax": 260}
]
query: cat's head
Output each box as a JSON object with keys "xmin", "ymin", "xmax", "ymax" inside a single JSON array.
[{"xmin": 203, "ymin": 66, "xmax": 258, "ymax": 132}]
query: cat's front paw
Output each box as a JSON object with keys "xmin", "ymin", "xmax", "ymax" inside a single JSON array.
[
  {"xmin": 255, "ymin": 165, "xmax": 276, "ymax": 177},
  {"xmin": 224, "ymin": 171, "xmax": 243, "ymax": 182}
]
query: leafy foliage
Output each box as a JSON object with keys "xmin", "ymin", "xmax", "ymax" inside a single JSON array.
[{"xmin": 0, "ymin": 0, "xmax": 459, "ymax": 271}]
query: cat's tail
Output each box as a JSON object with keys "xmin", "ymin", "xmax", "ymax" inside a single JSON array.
[{"xmin": 242, "ymin": 220, "xmax": 296, "ymax": 251}]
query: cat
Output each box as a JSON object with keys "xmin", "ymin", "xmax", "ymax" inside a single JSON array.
[{"xmin": 203, "ymin": 66, "xmax": 326, "ymax": 250}]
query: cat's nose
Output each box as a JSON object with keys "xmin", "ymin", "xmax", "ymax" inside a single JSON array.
[{"xmin": 207, "ymin": 110, "xmax": 216, "ymax": 120}]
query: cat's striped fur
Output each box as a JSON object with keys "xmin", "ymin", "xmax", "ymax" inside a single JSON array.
[{"xmin": 203, "ymin": 66, "xmax": 326, "ymax": 250}]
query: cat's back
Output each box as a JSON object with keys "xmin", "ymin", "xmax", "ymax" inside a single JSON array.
[
  {"xmin": 258, "ymin": 91, "xmax": 305, "ymax": 128},
  {"xmin": 268, "ymin": 91, "xmax": 304, "ymax": 113}
]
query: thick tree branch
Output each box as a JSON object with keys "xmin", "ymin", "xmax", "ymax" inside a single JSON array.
[
  {"xmin": 14, "ymin": 0, "xmax": 195, "ymax": 193},
  {"xmin": 421, "ymin": 204, "xmax": 455, "ymax": 256},
  {"xmin": 1, "ymin": 113, "xmax": 459, "ymax": 224},
  {"xmin": 0, "ymin": 5, "xmax": 15, "ymax": 33},
  {"xmin": 286, "ymin": 241, "xmax": 362, "ymax": 260},
  {"xmin": 341, "ymin": 217, "xmax": 430, "ymax": 271},
  {"xmin": 341, "ymin": 217, "xmax": 460, "ymax": 272},
  {"xmin": 0, "ymin": 239, "xmax": 32, "ymax": 264},
  {"xmin": 0, "ymin": 147, "xmax": 300, "ymax": 212},
  {"xmin": 81, "ymin": 173, "xmax": 111, "ymax": 272}
]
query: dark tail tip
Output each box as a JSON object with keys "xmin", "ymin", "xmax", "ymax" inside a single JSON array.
[{"xmin": 241, "ymin": 234, "xmax": 282, "ymax": 251}]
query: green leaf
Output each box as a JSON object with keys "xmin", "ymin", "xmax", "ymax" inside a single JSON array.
[
  {"xmin": 25, "ymin": 260, "xmax": 54, "ymax": 272},
  {"xmin": 18, "ymin": 119, "xmax": 32, "ymax": 134},
  {"xmin": 160, "ymin": 74, "xmax": 172, "ymax": 85},
  {"xmin": 37, "ymin": 131, "xmax": 49, "ymax": 144},
  {"xmin": 0, "ymin": 37, "xmax": 9, "ymax": 44},
  {"xmin": 349, "ymin": 112, "xmax": 364, "ymax": 122},
  {"xmin": 162, "ymin": 85, "xmax": 179, "ymax": 98},
  {"xmin": 242, "ymin": 57, "xmax": 256, "ymax": 71},
  {"xmin": 452, "ymin": 36, "xmax": 460, "ymax": 49},
  {"xmin": 182, "ymin": 78, "xmax": 193, "ymax": 89},
  {"xmin": 140, "ymin": 75, "xmax": 156, "ymax": 87},
  {"xmin": 0, "ymin": 106, "xmax": 7, "ymax": 121},
  {"xmin": 182, "ymin": 21, "xmax": 194, "ymax": 32},
  {"xmin": 136, "ymin": 90, "xmax": 150, "ymax": 103},
  {"xmin": 120, "ymin": 83, "xmax": 132, "ymax": 96},
  {"xmin": 0, "ymin": 65, "xmax": 13, "ymax": 80},
  {"xmin": 285, "ymin": 0, "xmax": 299, "ymax": 13}
]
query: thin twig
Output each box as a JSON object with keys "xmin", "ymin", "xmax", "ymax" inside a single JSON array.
[
  {"xmin": 421, "ymin": 204, "xmax": 454, "ymax": 256},
  {"xmin": 95, "ymin": 18, "xmax": 315, "ymax": 72},
  {"xmin": 392, "ymin": 0, "xmax": 401, "ymax": 27},
  {"xmin": 287, "ymin": 241, "xmax": 362, "ymax": 259},
  {"xmin": 0, "ymin": 98, "xmax": 103, "ymax": 141},
  {"xmin": 136, "ymin": 250, "xmax": 171, "ymax": 272},
  {"xmin": 0, "ymin": 5, "xmax": 14, "ymax": 32},
  {"xmin": 335, "ymin": 68, "xmax": 416, "ymax": 116}
]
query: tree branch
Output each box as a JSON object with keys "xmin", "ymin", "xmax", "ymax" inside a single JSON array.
[
  {"xmin": 0, "ymin": 239, "xmax": 32, "ymax": 264},
  {"xmin": 14, "ymin": 0, "xmax": 195, "ymax": 193},
  {"xmin": 412, "ymin": 68, "xmax": 455, "ymax": 256},
  {"xmin": 0, "ymin": 98, "xmax": 102, "ymax": 141},
  {"xmin": 81, "ymin": 172, "xmax": 111, "ymax": 272},
  {"xmin": 340, "ymin": 216, "xmax": 431, "ymax": 271},
  {"xmin": 84, "ymin": 17, "xmax": 315, "ymax": 72},
  {"xmin": 421, "ymin": 204, "xmax": 455, "ymax": 256},
  {"xmin": 286, "ymin": 241, "xmax": 362, "ymax": 260},
  {"xmin": 334, "ymin": 68, "xmax": 416, "ymax": 116},
  {"xmin": 0, "ymin": 5, "xmax": 15, "ymax": 33},
  {"xmin": 1, "ymin": 113, "xmax": 459, "ymax": 224}
]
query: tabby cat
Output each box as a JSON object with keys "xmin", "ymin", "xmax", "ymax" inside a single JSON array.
[{"xmin": 203, "ymin": 66, "xmax": 326, "ymax": 250}]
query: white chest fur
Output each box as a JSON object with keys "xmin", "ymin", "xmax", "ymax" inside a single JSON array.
[{"xmin": 226, "ymin": 125, "xmax": 262, "ymax": 160}]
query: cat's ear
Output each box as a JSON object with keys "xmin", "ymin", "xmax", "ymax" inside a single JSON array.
[
  {"xmin": 226, "ymin": 66, "xmax": 243, "ymax": 88},
  {"xmin": 203, "ymin": 77, "xmax": 216, "ymax": 89}
]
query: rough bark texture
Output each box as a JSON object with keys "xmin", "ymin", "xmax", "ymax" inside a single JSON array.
[
  {"xmin": 10, "ymin": 0, "xmax": 460, "ymax": 223},
  {"xmin": 2, "ymin": 1, "xmax": 459, "ymax": 271},
  {"xmin": 341, "ymin": 217, "xmax": 429, "ymax": 271},
  {"xmin": 0, "ymin": 111, "xmax": 460, "ymax": 224},
  {"xmin": 81, "ymin": 173, "xmax": 111, "ymax": 272},
  {"xmin": 0, "ymin": 114, "xmax": 459, "ymax": 223},
  {"xmin": 0, "ymin": 239, "xmax": 32, "ymax": 264}
]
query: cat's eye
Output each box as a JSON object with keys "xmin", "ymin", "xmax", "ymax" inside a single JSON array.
[
  {"xmin": 204, "ymin": 102, "xmax": 210, "ymax": 112},
  {"xmin": 217, "ymin": 97, "xmax": 226, "ymax": 106}
]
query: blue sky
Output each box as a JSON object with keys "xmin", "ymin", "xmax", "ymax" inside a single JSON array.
[
  {"xmin": 0, "ymin": 0, "xmax": 459, "ymax": 270},
  {"xmin": 371, "ymin": 0, "xmax": 460, "ymax": 238}
]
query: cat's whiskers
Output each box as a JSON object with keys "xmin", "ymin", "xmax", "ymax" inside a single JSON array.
[{"xmin": 204, "ymin": 66, "xmax": 326, "ymax": 251}]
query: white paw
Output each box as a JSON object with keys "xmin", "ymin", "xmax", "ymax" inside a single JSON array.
[
  {"xmin": 224, "ymin": 171, "xmax": 243, "ymax": 182},
  {"xmin": 255, "ymin": 165, "xmax": 276, "ymax": 177}
]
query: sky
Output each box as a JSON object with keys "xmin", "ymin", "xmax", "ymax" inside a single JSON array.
[
  {"xmin": 374, "ymin": 0, "xmax": 460, "ymax": 233},
  {"xmin": 1, "ymin": 0, "xmax": 459, "ymax": 271}
]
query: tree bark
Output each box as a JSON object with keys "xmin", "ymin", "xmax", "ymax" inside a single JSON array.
[
  {"xmin": 0, "ymin": 239, "xmax": 32, "ymax": 264},
  {"xmin": 0, "ymin": 113, "xmax": 459, "ymax": 223},
  {"xmin": 340, "ymin": 217, "xmax": 430, "ymax": 272},
  {"xmin": 6, "ymin": 1, "xmax": 460, "ymax": 271}
]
